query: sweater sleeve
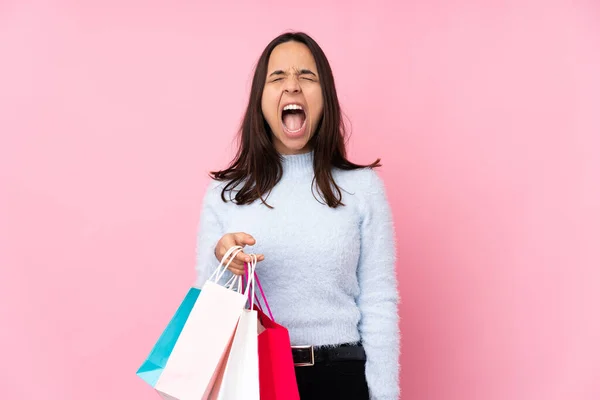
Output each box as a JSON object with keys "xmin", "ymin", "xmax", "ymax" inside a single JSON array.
[
  {"xmin": 357, "ymin": 170, "xmax": 400, "ymax": 400},
  {"xmin": 194, "ymin": 180, "xmax": 227, "ymax": 288}
]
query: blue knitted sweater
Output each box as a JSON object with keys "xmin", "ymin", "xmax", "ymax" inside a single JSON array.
[{"xmin": 194, "ymin": 151, "xmax": 400, "ymax": 399}]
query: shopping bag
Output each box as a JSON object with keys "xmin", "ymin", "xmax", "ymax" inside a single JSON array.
[
  {"xmin": 137, "ymin": 246, "xmax": 248, "ymax": 400},
  {"xmin": 216, "ymin": 255, "xmax": 260, "ymax": 400},
  {"xmin": 136, "ymin": 287, "xmax": 201, "ymax": 387},
  {"xmin": 252, "ymin": 273, "xmax": 300, "ymax": 400}
]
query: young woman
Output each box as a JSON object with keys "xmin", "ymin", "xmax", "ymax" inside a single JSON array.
[{"xmin": 194, "ymin": 31, "xmax": 399, "ymax": 400}]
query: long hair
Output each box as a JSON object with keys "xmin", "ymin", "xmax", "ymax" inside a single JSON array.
[{"xmin": 211, "ymin": 31, "xmax": 380, "ymax": 208}]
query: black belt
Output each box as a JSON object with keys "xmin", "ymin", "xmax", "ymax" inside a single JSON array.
[{"xmin": 291, "ymin": 343, "xmax": 366, "ymax": 367}]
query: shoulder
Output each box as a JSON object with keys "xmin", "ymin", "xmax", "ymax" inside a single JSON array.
[
  {"xmin": 202, "ymin": 178, "xmax": 227, "ymax": 205},
  {"xmin": 206, "ymin": 178, "xmax": 227, "ymax": 192},
  {"xmin": 333, "ymin": 167, "xmax": 387, "ymax": 196}
]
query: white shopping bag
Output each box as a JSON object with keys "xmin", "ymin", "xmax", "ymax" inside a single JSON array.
[
  {"xmin": 216, "ymin": 255, "xmax": 260, "ymax": 400},
  {"xmin": 154, "ymin": 246, "xmax": 248, "ymax": 400}
]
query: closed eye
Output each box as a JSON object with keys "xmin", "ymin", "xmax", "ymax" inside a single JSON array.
[{"xmin": 299, "ymin": 69, "xmax": 317, "ymax": 81}]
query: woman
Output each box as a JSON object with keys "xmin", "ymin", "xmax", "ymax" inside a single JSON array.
[{"xmin": 195, "ymin": 31, "xmax": 399, "ymax": 400}]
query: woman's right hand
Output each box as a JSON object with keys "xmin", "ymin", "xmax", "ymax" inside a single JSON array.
[{"xmin": 215, "ymin": 232, "xmax": 265, "ymax": 275}]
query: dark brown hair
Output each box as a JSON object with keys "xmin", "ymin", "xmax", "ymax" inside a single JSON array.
[{"xmin": 211, "ymin": 31, "xmax": 380, "ymax": 208}]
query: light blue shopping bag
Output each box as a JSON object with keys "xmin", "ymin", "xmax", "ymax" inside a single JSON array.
[{"xmin": 136, "ymin": 287, "xmax": 201, "ymax": 387}]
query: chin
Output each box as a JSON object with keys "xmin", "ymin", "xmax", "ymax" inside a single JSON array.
[
  {"xmin": 275, "ymin": 134, "xmax": 312, "ymax": 154},
  {"xmin": 283, "ymin": 141, "xmax": 311, "ymax": 154}
]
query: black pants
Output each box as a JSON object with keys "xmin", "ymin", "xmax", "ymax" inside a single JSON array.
[{"xmin": 294, "ymin": 360, "xmax": 369, "ymax": 400}]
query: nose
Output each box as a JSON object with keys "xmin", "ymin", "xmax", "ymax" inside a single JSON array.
[{"xmin": 283, "ymin": 75, "xmax": 301, "ymax": 93}]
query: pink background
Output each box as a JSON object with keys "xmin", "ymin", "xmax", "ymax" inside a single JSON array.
[{"xmin": 1, "ymin": 1, "xmax": 599, "ymax": 399}]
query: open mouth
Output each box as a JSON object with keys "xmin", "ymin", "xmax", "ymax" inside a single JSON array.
[{"xmin": 281, "ymin": 103, "xmax": 307, "ymax": 135}]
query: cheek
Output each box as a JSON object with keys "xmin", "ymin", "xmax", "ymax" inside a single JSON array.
[
  {"xmin": 261, "ymin": 93, "xmax": 275, "ymax": 119},
  {"xmin": 308, "ymin": 90, "xmax": 324, "ymax": 120}
]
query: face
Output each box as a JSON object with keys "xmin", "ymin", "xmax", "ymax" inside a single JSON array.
[{"xmin": 261, "ymin": 41, "xmax": 324, "ymax": 155}]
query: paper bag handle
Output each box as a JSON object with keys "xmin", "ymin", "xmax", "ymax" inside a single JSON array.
[
  {"xmin": 208, "ymin": 245, "xmax": 244, "ymax": 284},
  {"xmin": 243, "ymin": 263, "xmax": 274, "ymax": 321}
]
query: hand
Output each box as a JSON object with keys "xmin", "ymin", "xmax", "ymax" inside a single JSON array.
[{"xmin": 215, "ymin": 232, "xmax": 265, "ymax": 275}]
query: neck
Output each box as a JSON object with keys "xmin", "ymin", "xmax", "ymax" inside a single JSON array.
[{"xmin": 280, "ymin": 150, "xmax": 314, "ymax": 178}]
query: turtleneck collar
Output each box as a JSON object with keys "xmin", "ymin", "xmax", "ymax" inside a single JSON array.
[{"xmin": 280, "ymin": 150, "xmax": 314, "ymax": 178}]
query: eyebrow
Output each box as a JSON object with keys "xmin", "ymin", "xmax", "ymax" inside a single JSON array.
[
  {"xmin": 298, "ymin": 69, "xmax": 317, "ymax": 77},
  {"xmin": 268, "ymin": 69, "xmax": 317, "ymax": 78}
]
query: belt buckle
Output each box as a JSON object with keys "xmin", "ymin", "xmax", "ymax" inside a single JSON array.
[{"xmin": 292, "ymin": 345, "xmax": 314, "ymax": 367}]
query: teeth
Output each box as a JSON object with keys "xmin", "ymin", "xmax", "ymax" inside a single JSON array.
[{"xmin": 283, "ymin": 104, "xmax": 303, "ymax": 111}]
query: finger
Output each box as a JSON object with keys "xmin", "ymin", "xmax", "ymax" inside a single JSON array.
[
  {"xmin": 233, "ymin": 232, "xmax": 256, "ymax": 246},
  {"xmin": 227, "ymin": 256, "xmax": 248, "ymax": 271},
  {"xmin": 227, "ymin": 261, "xmax": 246, "ymax": 275},
  {"xmin": 234, "ymin": 250, "xmax": 252, "ymax": 264},
  {"xmin": 247, "ymin": 254, "xmax": 264, "ymax": 262},
  {"xmin": 216, "ymin": 239, "xmax": 236, "ymax": 260},
  {"xmin": 218, "ymin": 249, "xmax": 235, "ymax": 263},
  {"xmin": 229, "ymin": 255, "xmax": 247, "ymax": 268},
  {"xmin": 219, "ymin": 239, "xmax": 245, "ymax": 258},
  {"xmin": 229, "ymin": 267, "xmax": 245, "ymax": 276}
]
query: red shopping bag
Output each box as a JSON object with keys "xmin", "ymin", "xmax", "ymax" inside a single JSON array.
[
  {"xmin": 244, "ymin": 267, "xmax": 300, "ymax": 400},
  {"xmin": 255, "ymin": 306, "xmax": 300, "ymax": 400}
]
